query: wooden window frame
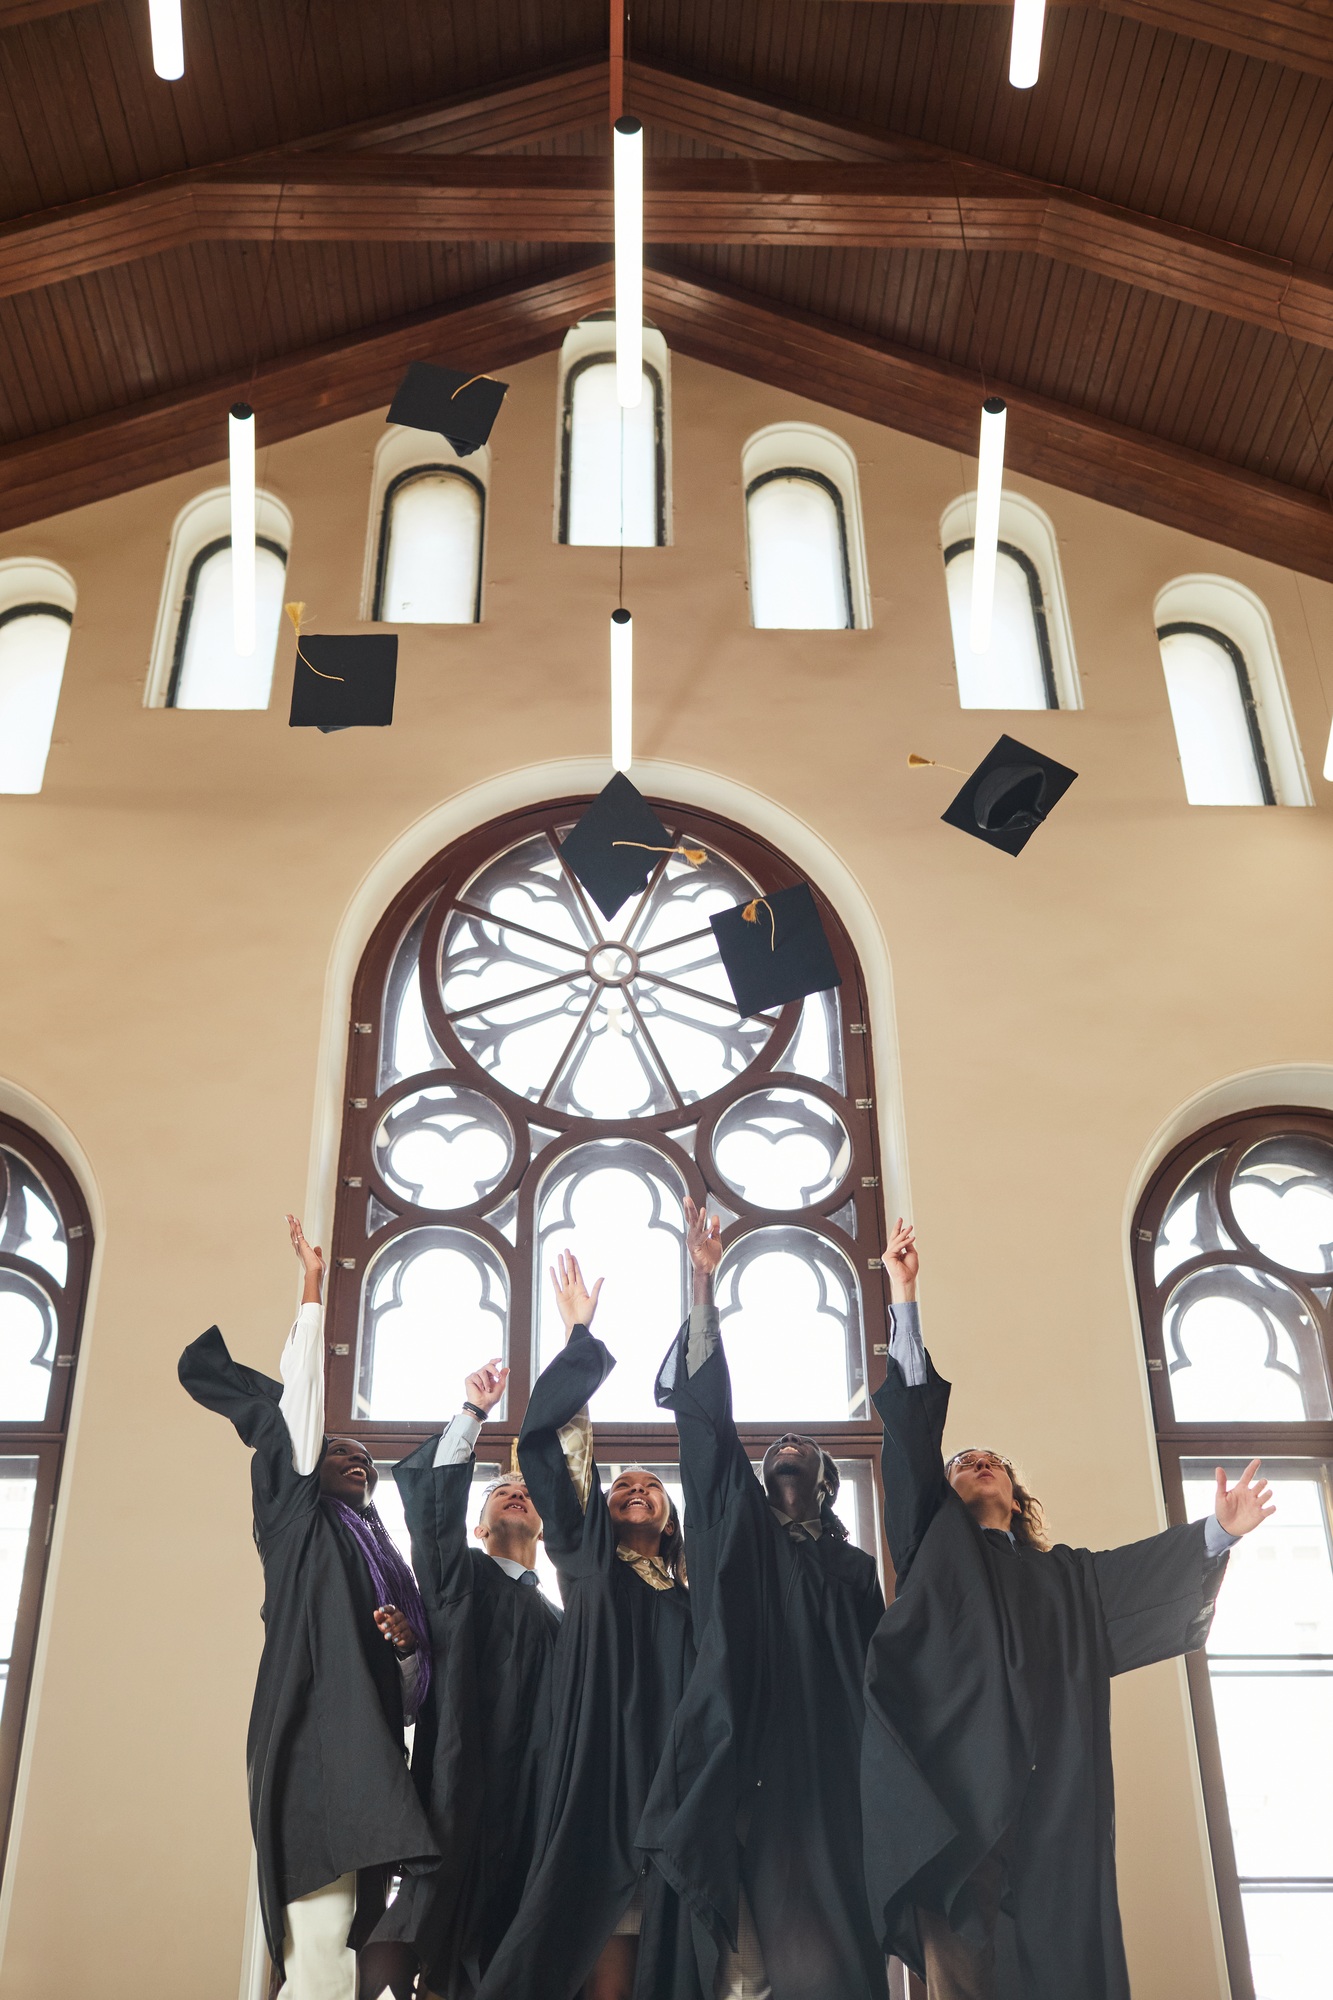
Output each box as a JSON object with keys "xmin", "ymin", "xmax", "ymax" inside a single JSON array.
[
  {"xmin": 943, "ymin": 537, "xmax": 1058, "ymax": 708},
  {"xmin": 558, "ymin": 353, "xmax": 667, "ymax": 548},
  {"xmin": 747, "ymin": 466, "xmax": 856, "ymax": 631},
  {"xmin": 371, "ymin": 464, "xmax": 487, "ymax": 625},
  {"xmin": 165, "ymin": 533, "xmax": 289, "ymax": 708},
  {"xmin": 322, "ymin": 795, "xmax": 892, "ymax": 1553},
  {"xmin": 0, "ymin": 1115, "xmax": 93, "ymax": 1882},
  {"xmin": 1133, "ymin": 1107, "xmax": 1333, "ymax": 2000},
  {"xmin": 1155, "ymin": 620, "xmax": 1277, "ymax": 806}
]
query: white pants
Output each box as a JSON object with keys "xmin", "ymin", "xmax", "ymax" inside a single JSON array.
[
  {"xmin": 278, "ymin": 1873, "xmax": 357, "ymax": 2000},
  {"xmin": 714, "ymin": 1891, "xmax": 772, "ymax": 2000}
]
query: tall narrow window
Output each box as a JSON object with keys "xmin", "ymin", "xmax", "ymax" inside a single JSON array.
[
  {"xmin": 0, "ymin": 606, "xmax": 74, "ymax": 794},
  {"xmin": 168, "ymin": 537, "xmax": 288, "ymax": 710},
  {"xmin": 0, "ymin": 1116, "xmax": 92, "ymax": 1882},
  {"xmin": 1157, "ymin": 622, "xmax": 1274, "ymax": 806},
  {"xmin": 1135, "ymin": 1113, "xmax": 1333, "ymax": 1999},
  {"xmin": 322, "ymin": 798, "xmax": 890, "ymax": 1579},
  {"xmin": 373, "ymin": 467, "xmax": 484, "ymax": 624},
  {"xmin": 944, "ymin": 542, "xmax": 1055, "ymax": 708},
  {"xmin": 561, "ymin": 355, "xmax": 666, "ymax": 547},
  {"xmin": 747, "ymin": 472, "xmax": 853, "ymax": 630}
]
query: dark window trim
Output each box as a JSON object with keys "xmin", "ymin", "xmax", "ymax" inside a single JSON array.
[
  {"xmin": 558, "ymin": 351, "xmax": 667, "ymax": 548},
  {"xmin": 1156, "ymin": 620, "xmax": 1276, "ymax": 806},
  {"xmin": 0, "ymin": 1115, "xmax": 93, "ymax": 1886},
  {"xmin": 943, "ymin": 538, "xmax": 1058, "ymax": 707},
  {"xmin": 165, "ymin": 534, "xmax": 288, "ymax": 709},
  {"xmin": 371, "ymin": 464, "xmax": 487, "ymax": 625},
  {"xmin": 746, "ymin": 466, "xmax": 856, "ymax": 631},
  {"xmin": 0, "ymin": 602, "xmax": 73, "ymax": 634},
  {"xmin": 1133, "ymin": 1107, "xmax": 1333, "ymax": 2000}
]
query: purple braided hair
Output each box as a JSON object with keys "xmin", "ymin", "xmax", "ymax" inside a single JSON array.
[{"xmin": 324, "ymin": 1498, "xmax": 432, "ymax": 1719}]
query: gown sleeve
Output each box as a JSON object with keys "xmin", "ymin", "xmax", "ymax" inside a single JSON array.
[
  {"xmin": 870, "ymin": 1339, "xmax": 953, "ymax": 1591},
  {"xmin": 1090, "ymin": 1517, "xmax": 1229, "ymax": 1675},
  {"xmin": 393, "ymin": 1433, "xmax": 476, "ymax": 1611},
  {"xmin": 177, "ymin": 1324, "xmax": 318, "ymax": 1540},
  {"xmin": 517, "ymin": 1324, "xmax": 616, "ymax": 1577},
  {"xmin": 655, "ymin": 1310, "xmax": 762, "ymax": 1630}
]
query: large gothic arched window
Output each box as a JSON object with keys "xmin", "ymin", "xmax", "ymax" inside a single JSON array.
[{"xmin": 324, "ymin": 797, "xmax": 892, "ymax": 1562}]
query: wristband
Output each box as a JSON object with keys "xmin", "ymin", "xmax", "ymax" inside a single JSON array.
[{"xmin": 462, "ymin": 1400, "xmax": 487, "ymax": 1422}]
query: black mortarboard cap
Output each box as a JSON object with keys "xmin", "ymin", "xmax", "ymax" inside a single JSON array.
[
  {"xmin": 561, "ymin": 773, "xmax": 677, "ymax": 920},
  {"xmin": 710, "ymin": 883, "xmax": 842, "ymax": 1018},
  {"xmin": 386, "ymin": 362, "xmax": 507, "ymax": 456},
  {"xmin": 289, "ymin": 634, "xmax": 398, "ymax": 733},
  {"xmin": 940, "ymin": 734, "xmax": 1077, "ymax": 856}
]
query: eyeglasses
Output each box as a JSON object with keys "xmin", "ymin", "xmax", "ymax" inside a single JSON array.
[{"xmin": 946, "ymin": 1449, "xmax": 1013, "ymax": 1476}]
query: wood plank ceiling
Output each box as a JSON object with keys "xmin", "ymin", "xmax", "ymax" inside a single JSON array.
[{"xmin": 4, "ymin": 0, "xmax": 1333, "ymax": 577}]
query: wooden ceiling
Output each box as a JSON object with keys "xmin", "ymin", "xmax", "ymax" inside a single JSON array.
[{"xmin": 5, "ymin": 0, "xmax": 1333, "ymax": 576}]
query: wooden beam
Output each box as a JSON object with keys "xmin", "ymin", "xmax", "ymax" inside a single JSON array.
[
  {"xmin": 0, "ymin": 261, "xmax": 611, "ymax": 536},
  {"xmin": 641, "ymin": 261, "xmax": 1333, "ymax": 583},
  {"xmin": 6, "ymin": 147, "xmax": 1333, "ymax": 359}
]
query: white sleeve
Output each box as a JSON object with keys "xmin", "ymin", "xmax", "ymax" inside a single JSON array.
[
  {"xmin": 887, "ymin": 1300, "xmax": 926, "ymax": 1389},
  {"xmin": 433, "ymin": 1410, "xmax": 482, "ymax": 1467},
  {"xmin": 1204, "ymin": 1514, "xmax": 1240, "ymax": 1558},
  {"xmin": 278, "ymin": 1302, "xmax": 326, "ymax": 1476}
]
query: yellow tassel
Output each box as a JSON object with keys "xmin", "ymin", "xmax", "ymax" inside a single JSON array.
[
  {"xmin": 908, "ymin": 752, "xmax": 968, "ymax": 774},
  {"xmin": 284, "ymin": 601, "xmax": 306, "ymax": 635},
  {"xmin": 611, "ymin": 840, "xmax": 708, "ymax": 869},
  {"xmin": 285, "ymin": 601, "xmax": 343, "ymax": 682},
  {"xmin": 449, "ymin": 373, "xmax": 495, "ymax": 400},
  {"xmin": 509, "ymin": 1437, "xmax": 521, "ymax": 1476},
  {"xmin": 742, "ymin": 897, "xmax": 776, "ymax": 949}
]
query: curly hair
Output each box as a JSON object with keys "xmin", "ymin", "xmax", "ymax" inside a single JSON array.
[{"xmin": 945, "ymin": 1449, "xmax": 1051, "ymax": 1552}]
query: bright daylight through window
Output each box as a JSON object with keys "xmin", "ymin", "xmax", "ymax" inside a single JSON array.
[
  {"xmin": 170, "ymin": 538, "xmax": 287, "ymax": 709},
  {"xmin": 0, "ymin": 608, "xmax": 73, "ymax": 794},
  {"xmin": 945, "ymin": 543, "xmax": 1054, "ymax": 708},
  {"xmin": 375, "ymin": 469, "xmax": 484, "ymax": 623},
  {"xmin": 746, "ymin": 471, "xmax": 853, "ymax": 630},
  {"xmin": 1157, "ymin": 622, "xmax": 1274, "ymax": 805},
  {"xmin": 563, "ymin": 357, "xmax": 663, "ymax": 547}
]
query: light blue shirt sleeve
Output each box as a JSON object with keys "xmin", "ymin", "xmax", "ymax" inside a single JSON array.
[
  {"xmin": 433, "ymin": 1409, "xmax": 481, "ymax": 1468},
  {"xmin": 886, "ymin": 1299, "xmax": 926, "ymax": 1388},
  {"xmin": 686, "ymin": 1299, "xmax": 721, "ymax": 1377},
  {"xmin": 1203, "ymin": 1514, "xmax": 1239, "ymax": 1557}
]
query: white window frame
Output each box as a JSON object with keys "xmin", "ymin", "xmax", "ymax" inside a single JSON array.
[
  {"xmin": 741, "ymin": 423, "xmax": 871, "ymax": 631},
  {"xmin": 360, "ymin": 425, "xmax": 491, "ymax": 623},
  {"xmin": 553, "ymin": 316, "xmax": 672, "ymax": 547},
  {"xmin": 144, "ymin": 486, "xmax": 293, "ymax": 709},
  {"xmin": 0, "ymin": 558, "xmax": 77, "ymax": 795},
  {"xmin": 1153, "ymin": 575, "xmax": 1311, "ymax": 808},
  {"xmin": 940, "ymin": 490, "xmax": 1081, "ymax": 710}
]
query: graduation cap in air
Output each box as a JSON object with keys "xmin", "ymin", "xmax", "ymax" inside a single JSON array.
[
  {"xmin": 287, "ymin": 607, "xmax": 397, "ymax": 733},
  {"xmin": 937, "ymin": 735, "xmax": 1078, "ymax": 856},
  {"xmin": 561, "ymin": 773, "xmax": 706, "ymax": 921},
  {"xmin": 711, "ymin": 883, "xmax": 842, "ymax": 1019},
  {"xmin": 386, "ymin": 362, "xmax": 508, "ymax": 457}
]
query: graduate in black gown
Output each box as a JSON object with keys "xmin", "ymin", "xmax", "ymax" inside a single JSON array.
[
  {"xmin": 370, "ymin": 1352, "xmax": 561, "ymax": 1998},
  {"xmin": 862, "ymin": 1219, "xmax": 1274, "ymax": 2000},
  {"xmin": 474, "ymin": 1252, "xmax": 701, "ymax": 2000},
  {"xmin": 178, "ymin": 1216, "xmax": 438, "ymax": 2000},
  {"xmin": 639, "ymin": 1200, "xmax": 888, "ymax": 2000}
]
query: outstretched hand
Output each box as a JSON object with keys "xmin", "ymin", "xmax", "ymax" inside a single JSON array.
[
  {"xmin": 1214, "ymin": 1458, "xmax": 1275, "ymax": 1538},
  {"xmin": 685, "ymin": 1196, "xmax": 723, "ymax": 1278},
  {"xmin": 373, "ymin": 1604, "xmax": 416, "ymax": 1657},
  {"xmin": 883, "ymin": 1217, "xmax": 917, "ymax": 1303},
  {"xmin": 465, "ymin": 1358, "xmax": 509, "ymax": 1415},
  {"xmin": 287, "ymin": 1214, "xmax": 325, "ymax": 1304},
  {"xmin": 549, "ymin": 1250, "xmax": 604, "ymax": 1336}
]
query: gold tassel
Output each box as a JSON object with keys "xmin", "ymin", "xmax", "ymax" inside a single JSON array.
[
  {"xmin": 285, "ymin": 601, "xmax": 343, "ymax": 682},
  {"xmin": 509, "ymin": 1436, "xmax": 521, "ymax": 1476},
  {"xmin": 742, "ymin": 897, "xmax": 776, "ymax": 950},
  {"xmin": 449, "ymin": 373, "xmax": 496, "ymax": 399},
  {"xmin": 611, "ymin": 840, "xmax": 708, "ymax": 868},
  {"xmin": 908, "ymin": 752, "xmax": 967, "ymax": 773}
]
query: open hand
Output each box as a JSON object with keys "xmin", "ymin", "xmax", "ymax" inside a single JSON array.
[
  {"xmin": 373, "ymin": 1604, "xmax": 416, "ymax": 1656},
  {"xmin": 549, "ymin": 1250, "xmax": 604, "ymax": 1336},
  {"xmin": 685, "ymin": 1196, "xmax": 723, "ymax": 1278},
  {"xmin": 884, "ymin": 1217, "xmax": 917, "ymax": 1302},
  {"xmin": 465, "ymin": 1359, "xmax": 509, "ymax": 1414},
  {"xmin": 286, "ymin": 1214, "xmax": 325, "ymax": 1303},
  {"xmin": 1214, "ymin": 1459, "xmax": 1275, "ymax": 1538}
]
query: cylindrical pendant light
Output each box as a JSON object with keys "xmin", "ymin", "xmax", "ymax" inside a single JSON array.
[
  {"xmin": 1008, "ymin": 0, "xmax": 1047, "ymax": 90},
  {"xmin": 148, "ymin": 0, "xmax": 184, "ymax": 80},
  {"xmin": 969, "ymin": 397, "xmax": 1008, "ymax": 655},
  {"xmin": 610, "ymin": 608, "xmax": 633, "ymax": 772},
  {"xmin": 229, "ymin": 402, "xmax": 256, "ymax": 659},
  {"xmin": 613, "ymin": 117, "xmax": 644, "ymax": 409}
]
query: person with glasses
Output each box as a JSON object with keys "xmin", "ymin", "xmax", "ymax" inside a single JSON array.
[{"xmin": 860, "ymin": 1219, "xmax": 1272, "ymax": 2000}]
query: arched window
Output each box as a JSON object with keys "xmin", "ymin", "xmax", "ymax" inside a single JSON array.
[
  {"xmin": 323, "ymin": 798, "xmax": 892, "ymax": 1571},
  {"xmin": 556, "ymin": 319, "xmax": 670, "ymax": 547},
  {"xmin": 0, "ymin": 1115, "xmax": 92, "ymax": 1880},
  {"xmin": 1153, "ymin": 577, "xmax": 1309, "ymax": 808},
  {"xmin": 742, "ymin": 424, "xmax": 870, "ymax": 631},
  {"xmin": 939, "ymin": 492, "xmax": 1079, "ymax": 710},
  {"xmin": 145, "ymin": 487, "xmax": 293, "ymax": 710},
  {"xmin": 0, "ymin": 559, "xmax": 76, "ymax": 796},
  {"xmin": 1134, "ymin": 1111, "xmax": 1333, "ymax": 2000},
  {"xmin": 372, "ymin": 467, "xmax": 485, "ymax": 624}
]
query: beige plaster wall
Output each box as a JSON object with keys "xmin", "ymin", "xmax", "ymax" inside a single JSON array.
[{"xmin": 2, "ymin": 345, "xmax": 1331, "ymax": 1998}]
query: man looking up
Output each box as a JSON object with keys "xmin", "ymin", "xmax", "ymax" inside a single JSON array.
[
  {"xmin": 861, "ymin": 1219, "xmax": 1273, "ymax": 2000},
  {"xmin": 639, "ymin": 1199, "xmax": 888, "ymax": 2000},
  {"xmin": 370, "ymin": 1358, "xmax": 561, "ymax": 1999}
]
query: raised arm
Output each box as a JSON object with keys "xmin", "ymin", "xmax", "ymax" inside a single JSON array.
[
  {"xmin": 654, "ymin": 1198, "xmax": 750, "ymax": 1526},
  {"xmin": 394, "ymin": 1358, "xmax": 510, "ymax": 1606},
  {"xmin": 278, "ymin": 1214, "xmax": 326, "ymax": 1477},
  {"xmin": 517, "ymin": 1254, "xmax": 614, "ymax": 1567},
  {"xmin": 873, "ymin": 1219, "xmax": 951, "ymax": 1586}
]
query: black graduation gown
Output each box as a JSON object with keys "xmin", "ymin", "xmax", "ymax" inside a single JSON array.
[
  {"xmin": 638, "ymin": 1319, "xmax": 888, "ymax": 2000},
  {"xmin": 370, "ymin": 1439, "xmax": 561, "ymax": 1997},
  {"xmin": 861, "ymin": 1349, "xmax": 1229, "ymax": 1999},
  {"xmin": 473, "ymin": 1324, "xmax": 701, "ymax": 2000},
  {"xmin": 177, "ymin": 1327, "xmax": 438, "ymax": 1968}
]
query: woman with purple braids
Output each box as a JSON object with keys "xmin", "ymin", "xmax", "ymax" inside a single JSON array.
[{"xmin": 178, "ymin": 1216, "xmax": 437, "ymax": 2000}]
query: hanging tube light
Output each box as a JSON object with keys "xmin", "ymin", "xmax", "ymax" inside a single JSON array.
[
  {"xmin": 1008, "ymin": 0, "xmax": 1047, "ymax": 90},
  {"xmin": 969, "ymin": 397, "xmax": 1008, "ymax": 655},
  {"xmin": 229, "ymin": 402, "xmax": 256, "ymax": 658},
  {"xmin": 611, "ymin": 608, "xmax": 633, "ymax": 772},
  {"xmin": 613, "ymin": 117, "xmax": 643, "ymax": 409},
  {"xmin": 148, "ymin": 0, "xmax": 184, "ymax": 80}
]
